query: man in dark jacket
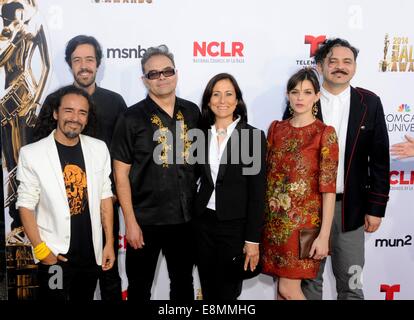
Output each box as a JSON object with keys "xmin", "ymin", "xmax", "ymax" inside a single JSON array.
[{"xmin": 302, "ymin": 38, "xmax": 390, "ymax": 300}]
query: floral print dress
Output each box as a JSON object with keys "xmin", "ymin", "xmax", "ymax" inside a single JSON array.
[{"xmin": 261, "ymin": 119, "xmax": 338, "ymax": 279}]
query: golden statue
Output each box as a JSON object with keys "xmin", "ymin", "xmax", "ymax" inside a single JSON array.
[
  {"xmin": 381, "ymin": 34, "xmax": 390, "ymax": 72},
  {"xmin": 1, "ymin": 0, "xmax": 49, "ymax": 300},
  {"xmin": 0, "ymin": 0, "xmax": 50, "ymax": 230}
]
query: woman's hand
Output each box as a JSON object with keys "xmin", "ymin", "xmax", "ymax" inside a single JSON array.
[
  {"xmin": 243, "ymin": 242, "xmax": 259, "ymax": 271},
  {"xmin": 308, "ymin": 236, "xmax": 329, "ymax": 260}
]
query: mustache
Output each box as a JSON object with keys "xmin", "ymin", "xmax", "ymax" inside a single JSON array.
[
  {"xmin": 64, "ymin": 120, "xmax": 83, "ymax": 127},
  {"xmin": 332, "ymin": 69, "xmax": 348, "ymax": 75},
  {"xmin": 77, "ymin": 68, "xmax": 93, "ymax": 75}
]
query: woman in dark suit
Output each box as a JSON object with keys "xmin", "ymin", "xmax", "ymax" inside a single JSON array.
[{"xmin": 193, "ymin": 73, "xmax": 266, "ymax": 300}]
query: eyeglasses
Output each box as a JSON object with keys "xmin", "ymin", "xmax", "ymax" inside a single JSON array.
[{"xmin": 144, "ymin": 68, "xmax": 176, "ymax": 80}]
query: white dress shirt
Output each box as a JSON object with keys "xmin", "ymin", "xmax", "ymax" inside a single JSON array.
[
  {"xmin": 207, "ymin": 116, "xmax": 241, "ymax": 210},
  {"xmin": 320, "ymin": 86, "xmax": 351, "ymax": 193},
  {"xmin": 206, "ymin": 117, "xmax": 257, "ymax": 245}
]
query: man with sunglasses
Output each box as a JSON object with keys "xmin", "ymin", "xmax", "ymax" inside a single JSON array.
[{"xmin": 111, "ymin": 45, "xmax": 200, "ymax": 300}]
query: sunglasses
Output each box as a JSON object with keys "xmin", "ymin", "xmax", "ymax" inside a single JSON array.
[{"xmin": 145, "ymin": 68, "xmax": 176, "ymax": 80}]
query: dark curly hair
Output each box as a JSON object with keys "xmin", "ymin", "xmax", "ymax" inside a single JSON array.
[
  {"xmin": 314, "ymin": 38, "xmax": 359, "ymax": 65},
  {"xmin": 33, "ymin": 85, "xmax": 97, "ymax": 142},
  {"xmin": 201, "ymin": 73, "xmax": 248, "ymax": 129},
  {"xmin": 65, "ymin": 35, "xmax": 103, "ymax": 67}
]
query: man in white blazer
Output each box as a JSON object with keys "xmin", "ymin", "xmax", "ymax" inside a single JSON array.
[{"xmin": 16, "ymin": 85, "xmax": 115, "ymax": 300}]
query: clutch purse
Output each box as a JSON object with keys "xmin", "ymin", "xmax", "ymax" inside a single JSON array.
[
  {"xmin": 299, "ymin": 228, "xmax": 320, "ymax": 259},
  {"xmin": 230, "ymin": 254, "xmax": 262, "ymax": 280}
]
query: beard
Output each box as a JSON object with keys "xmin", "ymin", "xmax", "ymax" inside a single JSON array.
[
  {"xmin": 74, "ymin": 69, "xmax": 96, "ymax": 88},
  {"xmin": 63, "ymin": 121, "xmax": 84, "ymax": 139},
  {"xmin": 64, "ymin": 130, "xmax": 80, "ymax": 139}
]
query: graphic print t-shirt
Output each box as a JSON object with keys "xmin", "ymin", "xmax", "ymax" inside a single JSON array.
[{"xmin": 55, "ymin": 139, "xmax": 96, "ymax": 266}]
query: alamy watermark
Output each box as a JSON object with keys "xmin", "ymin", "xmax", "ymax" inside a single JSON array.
[
  {"xmin": 348, "ymin": 264, "xmax": 363, "ymax": 290},
  {"xmin": 152, "ymin": 123, "xmax": 263, "ymax": 175},
  {"xmin": 48, "ymin": 265, "xmax": 63, "ymax": 290}
]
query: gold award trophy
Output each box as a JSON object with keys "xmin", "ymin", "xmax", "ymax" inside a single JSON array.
[
  {"xmin": 0, "ymin": 0, "xmax": 50, "ymax": 300},
  {"xmin": 380, "ymin": 34, "xmax": 390, "ymax": 72}
]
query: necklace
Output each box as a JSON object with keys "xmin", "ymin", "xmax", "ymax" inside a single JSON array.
[{"xmin": 216, "ymin": 128, "xmax": 227, "ymax": 137}]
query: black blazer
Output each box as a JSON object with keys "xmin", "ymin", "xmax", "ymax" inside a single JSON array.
[
  {"xmin": 194, "ymin": 122, "xmax": 267, "ymax": 243},
  {"xmin": 322, "ymin": 87, "xmax": 390, "ymax": 232}
]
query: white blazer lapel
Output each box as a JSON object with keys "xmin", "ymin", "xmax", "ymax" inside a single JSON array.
[
  {"xmin": 80, "ymin": 135, "xmax": 95, "ymax": 216},
  {"xmin": 46, "ymin": 131, "xmax": 68, "ymax": 203}
]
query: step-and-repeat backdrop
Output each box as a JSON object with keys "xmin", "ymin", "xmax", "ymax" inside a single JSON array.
[{"xmin": 1, "ymin": 0, "xmax": 413, "ymax": 300}]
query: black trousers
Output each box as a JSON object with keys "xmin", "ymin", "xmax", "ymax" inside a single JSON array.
[
  {"xmin": 37, "ymin": 261, "xmax": 99, "ymax": 301},
  {"xmin": 125, "ymin": 223, "xmax": 194, "ymax": 300},
  {"xmin": 193, "ymin": 209, "xmax": 245, "ymax": 300},
  {"xmin": 98, "ymin": 203, "xmax": 122, "ymax": 300}
]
